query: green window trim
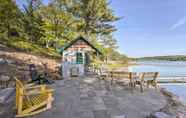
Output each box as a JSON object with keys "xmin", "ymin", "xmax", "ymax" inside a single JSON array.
[{"xmin": 76, "ymin": 52, "xmax": 83, "ymax": 64}]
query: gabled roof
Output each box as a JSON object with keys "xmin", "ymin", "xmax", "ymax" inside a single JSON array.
[{"xmin": 59, "ymin": 36, "xmax": 102, "ymax": 55}]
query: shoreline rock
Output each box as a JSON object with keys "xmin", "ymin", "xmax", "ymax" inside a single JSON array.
[{"xmin": 148, "ymin": 88, "xmax": 186, "ymax": 118}]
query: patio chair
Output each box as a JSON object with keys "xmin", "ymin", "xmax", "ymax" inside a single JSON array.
[
  {"xmin": 110, "ymin": 71, "xmax": 137, "ymax": 91},
  {"xmin": 138, "ymin": 72, "xmax": 159, "ymax": 92},
  {"xmin": 97, "ymin": 66, "xmax": 109, "ymax": 80},
  {"xmin": 28, "ymin": 64, "xmax": 54, "ymax": 85},
  {"xmin": 15, "ymin": 78, "xmax": 54, "ymax": 117}
]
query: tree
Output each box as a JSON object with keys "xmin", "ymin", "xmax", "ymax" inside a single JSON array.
[
  {"xmin": 98, "ymin": 35, "xmax": 118, "ymax": 63},
  {"xmin": 21, "ymin": 0, "xmax": 45, "ymax": 42},
  {"xmin": 69, "ymin": 0, "xmax": 119, "ymax": 37},
  {"xmin": 0, "ymin": 0, "xmax": 21, "ymax": 38},
  {"xmin": 37, "ymin": 0, "xmax": 119, "ymax": 49},
  {"xmin": 0, "ymin": 0, "xmax": 125, "ymax": 62},
  {"xmin": 39, "ymin": 0, "xmax": 79, "ymax": 48}
]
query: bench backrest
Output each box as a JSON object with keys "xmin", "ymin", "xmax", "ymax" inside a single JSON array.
[
  {"xmin": 110, "ymin": 71, "xmax": 137, "ymax": 79},
  {"xmin": 140, "ymin": 72, "xmax": 159, "ymax": 81},
  {"xmin": 97, "ymin": 67, "xmax": 108, "ymax": 75}
]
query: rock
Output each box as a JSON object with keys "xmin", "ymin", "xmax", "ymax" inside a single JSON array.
[
  {"xmin": 171, "ymin": 96, "xmax": 185, "ymax": 107},
  {"xmin": 0, "ymin": 88, "xmax": 15, "ymax": 105},
  {"xmin": 176, "ymin": 112, "xmax": 185, "ymax": 118},
  {"xmin": 0, "ymin": 58, "xmax": 14, "ymax": 65},
  {"xmin": 160, "ymin": 87, "xmax": 186, "ymax": 107},
  {"xmin": 149, "ymin": 112, "xmax": 173, "ymax": 118},
  {"xmin": 6, "ymin": 59, "xmax": 15, "ymax": 64},
  {"xmin": 0, "ymin": 75, "xmax": 10, "ymax": 81},
  {"xmin": 0, "ymin": 58, "xmax": 7, "ymax": 64},
  {"xmin": 160, "ymin": 88, "xmax": 174, "ymax": 98}
]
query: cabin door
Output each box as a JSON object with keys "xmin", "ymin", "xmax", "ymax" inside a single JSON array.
[{"xmin": 85, "ymin": 53, "xmax": 90, "ymax": 65}]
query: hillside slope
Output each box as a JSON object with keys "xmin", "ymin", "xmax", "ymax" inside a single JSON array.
[{"xmin": 0, "ymin": 44, "xmax": 61, "ymax": 80}]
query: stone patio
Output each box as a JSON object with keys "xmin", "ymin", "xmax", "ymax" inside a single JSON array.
[{"xmin": 30, "ymin": 76, "xmax": 167, "ymax": 118}]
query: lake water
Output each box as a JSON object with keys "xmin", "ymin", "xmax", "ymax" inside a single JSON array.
[{"xmin": 129, "ymin": 61, "xmax": 186, "ymax": 102}]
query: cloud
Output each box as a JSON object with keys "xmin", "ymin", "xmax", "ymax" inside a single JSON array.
[{"xmin": 170, "ymin": 16, "xmax": 186, "ymax": 30}]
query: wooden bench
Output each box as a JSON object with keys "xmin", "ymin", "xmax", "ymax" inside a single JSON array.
[
  {"xmin": 138, "ymin": 72, "xmax": 159, "ymax": 92},
  {"xmin": 97, "ymin": 67, "xmax": 109, "ymax": 80},
  {"xmin": 110, "ymin": 71, "xmax": 137, "ymax": 90},
  {"xmin": 15, "ymin": 78, "xmax": 54, "ymax": 117}
]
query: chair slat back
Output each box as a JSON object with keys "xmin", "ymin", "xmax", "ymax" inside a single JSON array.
[
  {"xmin": 15, "ymin": 78, "xmax": 24, "ymax": 109},
  {"xmin": 15, "ymin": 78, "xmax": 25, "ymax": 90}
]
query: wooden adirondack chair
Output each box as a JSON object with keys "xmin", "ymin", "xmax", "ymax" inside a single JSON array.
[
  {"xmin": 15, "ymin": 78, "xmax": 54, "ymax": 117},
  {"xmin": 110, "ymin": 71, "xmax": 137, "ymax": 91},
  {"xmin": 139, "ymin": 72, "xmax": 159, "ymax": 92},
  {"xmin": 97, "ymin": 66, "xmax": 109, "ymax": 80}
]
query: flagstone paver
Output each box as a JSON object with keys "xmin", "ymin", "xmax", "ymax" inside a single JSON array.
[
  {"xmin": 30, "ymin": 76, "xmax": 167, "ymax": 118},
  {"xmin": 112, "ymin": 115, "xmax": 126, "ymax": 118}
]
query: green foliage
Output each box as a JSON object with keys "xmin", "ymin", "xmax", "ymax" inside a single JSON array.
[
  {"xmin": 21, "ymin": 0, "xmax": 45, "ymax": 42},
  {"xmin": 0, "ymin": 38, "xmax": 60, "ymax": 58},
  {"xmin": 0, "ymin": 0, "xmax": 128, "ymax": 62},
  {"xmin": 61, "ymin": 0, "xmax": 119, "ymax": 37},
  {"xmin": 39, "ymin": 2, "xmax": 76, "ymax": 45},
  {"xmin": 73, "ymin": 0, "xmax": 119, "ymax": 35},
  {"xmin": 0, "ymin": 0, "xmax": 22, "ymax": 38}
]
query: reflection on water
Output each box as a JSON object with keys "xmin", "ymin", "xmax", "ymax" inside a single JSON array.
[{"xmin": 130, "ymin": 61, "xmax": 186, "ymax": 102}]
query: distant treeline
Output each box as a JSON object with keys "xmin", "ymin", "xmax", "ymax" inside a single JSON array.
[{"xmin": 136, "ymin": 55, "xmax": 186, "ymax": 61}]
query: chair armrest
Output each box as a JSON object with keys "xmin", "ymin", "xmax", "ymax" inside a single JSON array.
[
  {"xmin": 25, "ymin": 85, "xmax": 47, "ymax": 89},
  {"xmin": 24, "ymin": 83, "xmax": 36, "ymax": 88}
]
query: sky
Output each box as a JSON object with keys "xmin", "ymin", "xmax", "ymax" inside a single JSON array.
[
  {"xmin": 16, "ymin": 0, "xmax": 186, "ymax": 57},
  {"xmin": 109, "ymin": 0, "xmax": 186, "ymax": 57}
]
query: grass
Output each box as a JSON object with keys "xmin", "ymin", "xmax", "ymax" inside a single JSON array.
[
  {"xmin": 107, "ymin": 63, "xmax": 128, "ymax": 70},
  {"xmin": 92, "ymin": 58, "xmax": 128, "ymax": 70}
]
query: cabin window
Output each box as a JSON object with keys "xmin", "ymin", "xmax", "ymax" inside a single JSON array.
[{"xmin": 76, "ymin": 52, "xmax": 83, "ymax": 64}]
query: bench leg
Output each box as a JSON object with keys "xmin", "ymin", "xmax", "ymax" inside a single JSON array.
[
  {"xmin": 111, "ymin": 78, "xmax": 114, "ymax": 85},
  {"xmin": 129, "ymin": 80, "xmax": 135, "ymax": 93},
  {"xmin": 154, "ymin": 81, "xmax": 158, "ymax": 90},
  {"xmin": 140, "ymin": 81, "xmax": 144, "ymax": 93},
  {"xmin": 133, "ymin": 81, "xmax": 136, "ymax": 88},
  {"xmin": 147, "ymin": 81, "xmax": 150, "ymax": 89}
]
